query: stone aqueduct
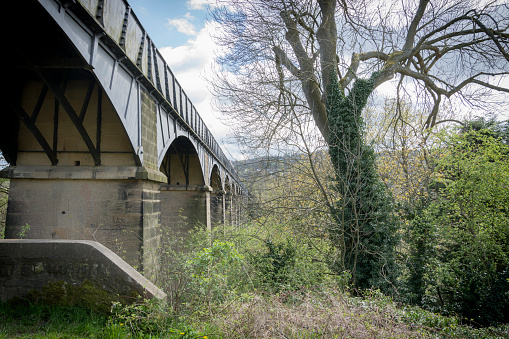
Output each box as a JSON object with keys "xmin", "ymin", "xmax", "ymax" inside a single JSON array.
[{"xmin": 0, "ymin": 0, "xmax": 246, "ymax": 279}]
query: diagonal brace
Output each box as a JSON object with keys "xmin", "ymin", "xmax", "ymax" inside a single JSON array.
[
  {"xmin": 36, "ymin": 69, "xmax": 101, "ymax": 166},
  {"xmin": 0, "ymin": 93, "xmax": 58, "ymax": 165}
]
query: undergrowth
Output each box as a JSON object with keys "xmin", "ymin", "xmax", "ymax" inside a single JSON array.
[
  {"xmin": 2, "ymin": 289, "xmax": 508, "ymax": 338},
  {"xmin": 2, "ymin": 223, "xmax": 508, "ymax": 338}
]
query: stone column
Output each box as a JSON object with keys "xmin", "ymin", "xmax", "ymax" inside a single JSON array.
[
  {"xmin": 224, "ymin": 192, "xmax": 233, "ymax": 226},
  {"xmin": 210, "ymin": 190, "xmax": 225, "ymax": 227},
  {"xmin": 159, "ymin": 184, "xmax": 212, "ymax": 238}
]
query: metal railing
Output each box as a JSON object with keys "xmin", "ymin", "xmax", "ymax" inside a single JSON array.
[{"xmin": 74, "ymin": 0, "xmax": 241, "ymax": 185}]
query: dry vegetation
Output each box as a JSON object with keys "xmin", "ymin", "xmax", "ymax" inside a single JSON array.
[{"xmin": 213, "ymin": 292, "xmax": 427, "ymax": 338}]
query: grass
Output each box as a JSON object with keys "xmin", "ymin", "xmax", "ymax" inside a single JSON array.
[
  {"xmin": 1, "ymin": 290, "xmax": 508, "ymax": 339},
  {"xmin": 0, "ymin": 300, "xmax": 109, "ymax": 338},
  {"xmin": 208, "ymin": 289, "xmax": 509, "ymax": 339},
  {"xmin": 0, "ymin": 298, "xmax": 215, "ymax": 339}
]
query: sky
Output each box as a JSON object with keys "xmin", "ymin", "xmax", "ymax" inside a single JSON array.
[
  {"xmin": 127, "ymin": 0, "xmax": 239, "ymax": 158},
  {"xmin": 128, "ymin": 0, "xmax": 214, "ymax": 48},
  {"xmin": 126, "ymin": 0, "xmax": 509, "ymax": 159}
]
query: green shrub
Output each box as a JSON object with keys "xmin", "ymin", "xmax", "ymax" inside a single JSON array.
[
  {"xmin": 404, "ymin": 128, "xmax": 509, "ymax": 326},
  {"xmin": 250, "ymin": 239, "xmax": 296, "ymax": 292},
  {"xmin": 186, "ymin": 240, "xmax": 249, "ymax": 307},
  {"xmin": 109, "ymin": 297, "xmax": 212, "ymax": 338}
]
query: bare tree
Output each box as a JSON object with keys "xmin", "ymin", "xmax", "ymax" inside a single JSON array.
[
  {"xmin": 210, "ymin": 0, "xmax": 509, "ymax": 291},
  {"xmin": 211, "ymin": 0, "xmax": 509, "ymax": 144}
]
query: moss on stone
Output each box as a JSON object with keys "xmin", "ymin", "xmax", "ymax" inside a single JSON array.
[{"xmin": 25, "ymin": 280, "xmax": 139, "ymax": 314}]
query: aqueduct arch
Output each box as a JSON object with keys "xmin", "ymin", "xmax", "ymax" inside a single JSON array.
[
  {"xmin": 159, "ymin": 136, "xmax": 211, "ymax": 236},
  {"xmin": 159, "ymin": 136, "xmax": 205, "ymax": 186},
  {"xmin": 210, "ymin": 165, "xmax": 222, "ymax": 191},
  {"xmin": 210, "ymin": 165, "xmax": 225, "ymax": 226}
]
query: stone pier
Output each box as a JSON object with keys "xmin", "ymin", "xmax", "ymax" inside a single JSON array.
[{"xmin": 2, "ymin": 166, "xmax": 164, "ymax": 279}]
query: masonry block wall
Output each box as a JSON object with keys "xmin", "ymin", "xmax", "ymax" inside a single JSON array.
[
  {"xmin": 210, "ymin": 193, "xmax": 225, "ymax": 227},
  {"xmin": 5, "ymin": 173, "xmax": 160, "ymax": 272},
  {"xmin": 160, "ymin": 185, "xmax": 211, "ymax": 238},
  {"xmin": 140, "ymin": 89, "xmax": 158, "ymax": 172},
  {"xmin": 224, "ymin": 193, "xmax": 233, "ymax": 226},
  {"xmin": 139, "ymin": 88, "xmax": 163, "ymax": 279},
  {"xmin": 140, "ymin": 184, "xmax": 161, "ymax": 280}
]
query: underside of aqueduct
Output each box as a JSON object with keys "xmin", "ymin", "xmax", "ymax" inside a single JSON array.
[{"xmin": 0, "ymin": 0, "xmax": 247, "ymax": 286}]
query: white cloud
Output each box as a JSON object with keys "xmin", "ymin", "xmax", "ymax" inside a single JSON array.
[
  {"xmin": 160, "ymin": 22, "xmax": 240, "ymax": 157},
  {"xmin": 187, "ymin": 0, "xmax": 217, "ymax": 10},
  {"xmin": 167, "ymin": 14, "xmax": 198, "ymax": 36},
  {"xmin": 136, "ymin": 6, "xmax": 149, "ymax": 16}
]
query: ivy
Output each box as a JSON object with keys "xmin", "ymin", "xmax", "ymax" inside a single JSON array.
[
  {"xmin": 250, "ymin": 239, "xmax": 296, "ymax": 292},
  {"xmin": 326, "ymin": 72, "xmax": 400, "ymax": 293}
]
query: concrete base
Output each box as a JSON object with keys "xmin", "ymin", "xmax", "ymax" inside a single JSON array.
[{"xmin": 0, "ymin": 239, "xmax": 166, "ymax": 303}]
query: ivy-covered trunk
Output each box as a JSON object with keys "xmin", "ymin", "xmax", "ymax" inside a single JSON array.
[{"xmin": 326, "ymin": 72, "xmax": 400, "ymax": 293}]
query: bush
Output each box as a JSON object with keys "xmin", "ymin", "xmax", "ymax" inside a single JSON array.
[
  {"xmin": 186, "ymin": 240, "xmax": 249, "ymax": 309},
  {"xmin": 405, "ymin": 128, "xmax": 509, "ymax": 326},
  {"xmin": 250, "ymin": 239, "xmax": 296, "ymax": 292},
  {"xmin": 109, "ymin": 297, "xmax": 214, "ymax": 338}
]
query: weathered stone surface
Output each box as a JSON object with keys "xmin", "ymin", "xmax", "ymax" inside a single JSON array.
[
  {"xmin": 141, "ymin": 89, "xmax": 158, "ymax": 172},
  {"xmin": 0, "ymin": 239, "xmax": 166, "ymax": 303},
  {"xmin": 160, "ymin": 184, "xmax": 212, "ymax": 234},
  {"xmin": 1, "ymin": 170, "xmax": 164, "ymax": 273}
]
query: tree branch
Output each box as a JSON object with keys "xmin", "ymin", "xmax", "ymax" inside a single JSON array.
[
  {"xmin": 471, "ymin": 15, "xmax": 509, "ymax": 61},
  {"xmin": 317, "ymin": 0, "xmax": 338, "ymax": 99},
  {"xmin": 341, "ymin": 51, "xmax": 390, "ymax": 88},
  {"xmin": 403, "ymin": 0, "xmax": 430, "ymax": 54},
  {"xmin": 273, "ymin": 46, "xmax": 300, "ymax": 77},
  {"xmin": 448, "ymin": 75, "xmax": 509, "ymax": 96},
  {"xmin": 281, "ymin": 7, "xmax": 328, "ymax": 141}
]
